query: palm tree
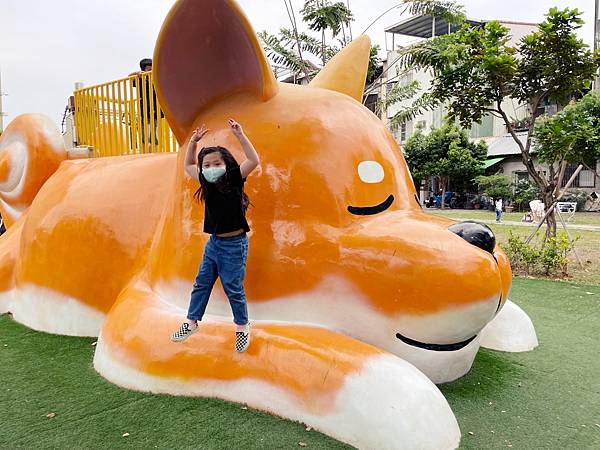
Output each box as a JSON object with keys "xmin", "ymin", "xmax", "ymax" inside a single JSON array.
[
  {"xmin": 259, "ymin": 0, "xmax": 465, "ymax": 83},
  {"xmin": 258, "ymin": 29, "xmax": 332, "ymax": 79},
  {"xmin": 301, "ymin": 1, "xmax": 354, "ymax": 64}
]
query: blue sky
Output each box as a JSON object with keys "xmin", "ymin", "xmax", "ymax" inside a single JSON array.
[{"xmin": 0, "ymin": 0, "xmax": 595, "ymax": 129}]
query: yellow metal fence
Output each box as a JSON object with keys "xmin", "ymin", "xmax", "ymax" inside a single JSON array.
[{"xmin": 73, "ymin": 71, "xmax": 178, "ymax": 157}]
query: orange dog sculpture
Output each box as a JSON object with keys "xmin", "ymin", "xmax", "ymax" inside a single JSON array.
[{"xmin": 0, "ymin": 1, "xmax": 538, "ymax": 448}]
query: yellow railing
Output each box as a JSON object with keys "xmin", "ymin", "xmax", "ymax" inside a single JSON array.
[{"xmin": 73, "ymin": 71, "xmax": 178, "ymax": 157}]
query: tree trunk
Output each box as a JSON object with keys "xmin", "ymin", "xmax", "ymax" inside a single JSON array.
[
  {"xmin": 440, "ymin": 178, "xmax": 447, "ymax": 210},
  {"xmin": 496, "ymin": 99, "xmax": 558, "ymax": 238},
  {"xmin": 543, "ymin": 190, "xmax": 557, "ymax": 240},
  {"xmin": 322, "ymin": 29, "xmax": 326, "ymax": 65}
]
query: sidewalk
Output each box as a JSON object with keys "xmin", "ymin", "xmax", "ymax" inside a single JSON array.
[{"xmin": 424, "ymin": 211, "xmax": 600, "ymax": 232}]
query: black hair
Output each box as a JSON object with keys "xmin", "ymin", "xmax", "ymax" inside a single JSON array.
[
  {"xmin": 139, "ymin": 58, "xmax": 153, "ymax": 70},
  {"xmin": 194, "ymin": 146, "xmax": 250, "ymax": 213}
]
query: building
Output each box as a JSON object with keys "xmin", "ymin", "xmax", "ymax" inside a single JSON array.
[
  {"xmin": 381, "ymin": 16, "xmax": 536, "ymax": 145},
  {"xmin": 485, "ymin": 133, "xmax": 598, "ymax": 194},
  {"xmin": 376, "ymin": 15, "xmax": 598, "ymax": 205}
]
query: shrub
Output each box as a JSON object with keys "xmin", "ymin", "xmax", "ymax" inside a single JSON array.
[
  {"xmin": 474, "ymin": 174, "xmax": 512, "ymax": 200},
  {"xmin": 502, "ymin": 231, "xmax": 579, "ymax": 277},
  {"xmin": 512, "ymin": 179, "xmax": 540, "ymax": 211},
  {"xmin": 504, "ymin": 231, "xmax": 540, "ymax": 274}
]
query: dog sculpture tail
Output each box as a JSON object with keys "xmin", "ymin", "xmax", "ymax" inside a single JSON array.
[
  {"xmin": 0, "ymin": 113, "xmax": 67, "ymax": 228},
  {"xmin": 0, "ymin": 113, "xmax": 67, "ymax": 312}
]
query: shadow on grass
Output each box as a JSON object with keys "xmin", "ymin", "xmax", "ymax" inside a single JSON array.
[{"xmin": 441, "ymin": 349, "xmax": 523, "ymax": 400}]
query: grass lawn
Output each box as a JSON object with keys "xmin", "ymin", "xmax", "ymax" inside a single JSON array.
[
  {"xmin": 428, "ymin": 209, "xmax": 600, "ymax": 286},
  {"xmin": 429, "ymin": 209, "xmax": 600, "ymax": 227},
  {"xmin": 1, "ymin": 279, "xmax": 599, "ymax": 449}
]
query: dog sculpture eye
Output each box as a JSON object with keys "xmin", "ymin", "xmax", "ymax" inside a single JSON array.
[
  {"xmin": 357, "ymin": 161, "xmax": 384, "ymax": 184},
  {"xmin": 348, "ymin": 161, "xmax": 393, "ymax": 216}
]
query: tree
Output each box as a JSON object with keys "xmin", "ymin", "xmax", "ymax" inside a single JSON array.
[
  {"xmin": 404, "ymin": 123, "xmax": 487, "ymax": 208},
  {"xmin": 260, "ymin": 0, "xmax": 465, "ymax": 81},
  {"xmin": 367, "ymin": 45, "xmax": 382, "ymax": 84},
  {"xmin": 260, "ymin": 0, "xmax": 353, "ymax": 79},
  {"xmin": 258, "ymin": 29, "xmax": 327, "ymax": 77},
  {"xmin": 474, "ymin": 174, "xmax": 512, "ymax": 200},
  {"xmin": 534, "ymin": 91, "xmax": 600, "ymax": 181},
  {"xmin": 512, "ymin": 178, "xmax": 540, "ymax": 212},
  {"xmin": 397, "ymin": 7, "xmax": 600, "ymax": 237},
  {"xmin": 301, "ymin": 1, "xmax": 354, "ymax": 64}
]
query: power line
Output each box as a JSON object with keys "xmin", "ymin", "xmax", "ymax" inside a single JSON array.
[
  {"xmin": 361, "ymin": 2, "xmax": 407, "ymax": 35},
  {"xmin": 347, "ymin": 0, "xmax": 354, "ymax": 40},
  {"xmin": 595, "ymin": 0, "xmax": 599, "ymax": 90},
  {"xmin": 0, "ymin": 69, "xmax": 6, "ymax": 134}
]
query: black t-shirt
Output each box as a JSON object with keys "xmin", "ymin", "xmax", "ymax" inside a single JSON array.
[{"xmin": 202, "ymin": 166, "xmax": 250, "ymax": 235}]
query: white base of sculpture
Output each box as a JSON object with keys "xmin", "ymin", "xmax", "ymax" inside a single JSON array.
[
  {"xmin": 94, "ymin": 334, "xmax": 461, "ymax": 450},
  {"xmin": 7, "ymin": 285, "xmax": 104, "ymax": 337},
  {"xmin": 480, "ymin": 300, "xmax": 538, "ymax": 352}
]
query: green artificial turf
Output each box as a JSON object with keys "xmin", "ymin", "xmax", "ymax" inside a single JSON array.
[
  {"xmin": 1, "ymin": 278, "xmax": 599, "ymax": 449},
  {"xmin": 441, "ymin": 278, "xmax": 600, "ymax": 450}
]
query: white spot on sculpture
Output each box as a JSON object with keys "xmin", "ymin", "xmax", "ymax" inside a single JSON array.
[{"xmin": 358, "ymin": 161, "xmax": 384, "ymax": 184}]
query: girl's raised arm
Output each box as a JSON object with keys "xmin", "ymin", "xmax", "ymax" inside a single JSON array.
[
  {"xmin": 229, "ymin": 119, "xmax": 260, "ymax": 178},
  {"xmin": 184, "ymin": 126, "xmax": 209, "ymax": 180}
]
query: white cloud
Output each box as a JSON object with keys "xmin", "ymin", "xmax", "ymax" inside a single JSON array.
[{"xmin": 0, "ymin": 0, "xmax": 594, "ymax": 132}]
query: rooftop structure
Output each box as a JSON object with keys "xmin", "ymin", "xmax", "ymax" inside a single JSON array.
[
  {"xmin": 385, "ymin": 15, "xmax": 483, "ymax": 39},
  {"xmin": 385, "ymin": 15, "xmax": 538, "ymax": 51}
]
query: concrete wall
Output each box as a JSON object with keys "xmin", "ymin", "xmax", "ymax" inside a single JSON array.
[{"xmin": 494, "ymin": 157, "xmax": 599, "ymax": 195}]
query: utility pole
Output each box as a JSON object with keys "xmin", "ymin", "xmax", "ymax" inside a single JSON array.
[
  {"xmin": 595, "ymin": 0, "xmax": 600, "ymax": 91},
  {"xmin": 0, "ymin": 69, "xmax": 5, "ymax": 134}
]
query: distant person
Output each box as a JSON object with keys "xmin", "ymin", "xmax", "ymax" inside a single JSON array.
[
  {"xmin": 129, "ymin": 58, "xmax": 163, "ymax": 146},
  {"xmin": 495, "ymin": 198, "xmax": 503, "ymax": 222}
]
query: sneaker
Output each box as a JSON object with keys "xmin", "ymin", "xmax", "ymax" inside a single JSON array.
[
  {"xmin": 235, "ymin": 328, "xmax": 251, "ymax": 353},
  {"xmin": 171, "ymin": 322, "xmax": 198, "ymax": 342}
]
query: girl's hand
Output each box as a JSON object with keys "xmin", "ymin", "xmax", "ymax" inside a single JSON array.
[
  {"xmin": 228, "ymin": 119, "xmax": 244, "ymax": 138},
  {"xmin": 191, "ymin": 125, "xmax": 209, "ymax": 142}
]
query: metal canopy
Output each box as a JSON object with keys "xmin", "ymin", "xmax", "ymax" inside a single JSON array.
[
  {"xmin": 385, "ymin": 15, "xmax": 484, "ymax": 38},
  {"xmin": 482, "ymin": 157, "xmax": 506, "ymax": 169}
]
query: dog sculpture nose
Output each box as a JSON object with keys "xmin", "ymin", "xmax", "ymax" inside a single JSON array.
[{"xmin": 448, "ymin": 221, "xmax": 496, "ymax": 254}]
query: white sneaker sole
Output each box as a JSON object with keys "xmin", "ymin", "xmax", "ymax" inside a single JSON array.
[
  {"xmin": 170, "ymin": 325, "xmax": 199, "ymax": 343},
  {"xmin": 236, "ymin": 333, "xmax": 251, "ymax": 353}
]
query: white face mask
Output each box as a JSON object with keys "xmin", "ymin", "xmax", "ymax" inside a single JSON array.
[{"xmin": 202, "ymin": 166, "xmax": 226, "ymax": 183}]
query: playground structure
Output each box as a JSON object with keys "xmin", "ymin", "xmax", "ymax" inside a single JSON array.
[
  {"xmin": 0, "ymin": 1, "xmax": 539, "ymax": 449},
  {"xmin": 72, "ymin": 71, "xmax": 178, "ymax": 157}
]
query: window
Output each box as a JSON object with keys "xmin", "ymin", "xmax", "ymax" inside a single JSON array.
[
  {"xmin": 561, "ymin": 165, "xmax": 596, "ymax": 188},
  {"xmin": 471, "ymin": 114, "xmax": 494, "ymax": 138},
  {"xmin": 514, "ymin": 171, "xmax": 529, "ymax": 182},
  {"xmin": 578, "ymin": 170, "xmax": 595, "ymax": 188},
  {"xmin": 400, "ymin": 122, "xmax": 407, "ymax": 142},
  {"xmin": 432, "ymin": 106, "xmax": 445, "ymax": 129},
  {"xmin": 364, "ymin": 93, "xmax": 378, "ymax": 114}
]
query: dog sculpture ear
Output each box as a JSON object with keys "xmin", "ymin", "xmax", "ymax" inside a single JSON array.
[
  {"xmin": 153, "ymin": 0, "xmax": 279, "ymax": 143},
  {"xmin": 309, "ymin": 35, "xmax": 371, "ymax": 102}
]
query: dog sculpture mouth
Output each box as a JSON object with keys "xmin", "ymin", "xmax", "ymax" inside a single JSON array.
[
  {"xmin": 395, "ymin": 332, "xmax": 477, "ymax": 352},
  {"xmin": 347, "ymin": 194, "xmax": 394, "ymax": 216}
]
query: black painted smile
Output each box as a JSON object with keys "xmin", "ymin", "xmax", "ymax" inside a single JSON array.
[
  {"xmin": 348, "ymin": 194, "xmax": 394, "ymax": 216},
  {"xmin": 395, "ymin": 332, "xmax": 477, "ymax": 352}
]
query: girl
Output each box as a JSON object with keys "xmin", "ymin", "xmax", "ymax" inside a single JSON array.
[{"xmin": 171, "ymin": 119, "xmax": 259, "ymax": 353}]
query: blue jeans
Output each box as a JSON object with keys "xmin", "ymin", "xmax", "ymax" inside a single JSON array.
[
  {"xmin": 187, "ymin": 234, "xmax": 249, "ymax": 325},
  {"xmin": 496, "ymin": 209, "xmax": 502, "ymax": 221}
]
